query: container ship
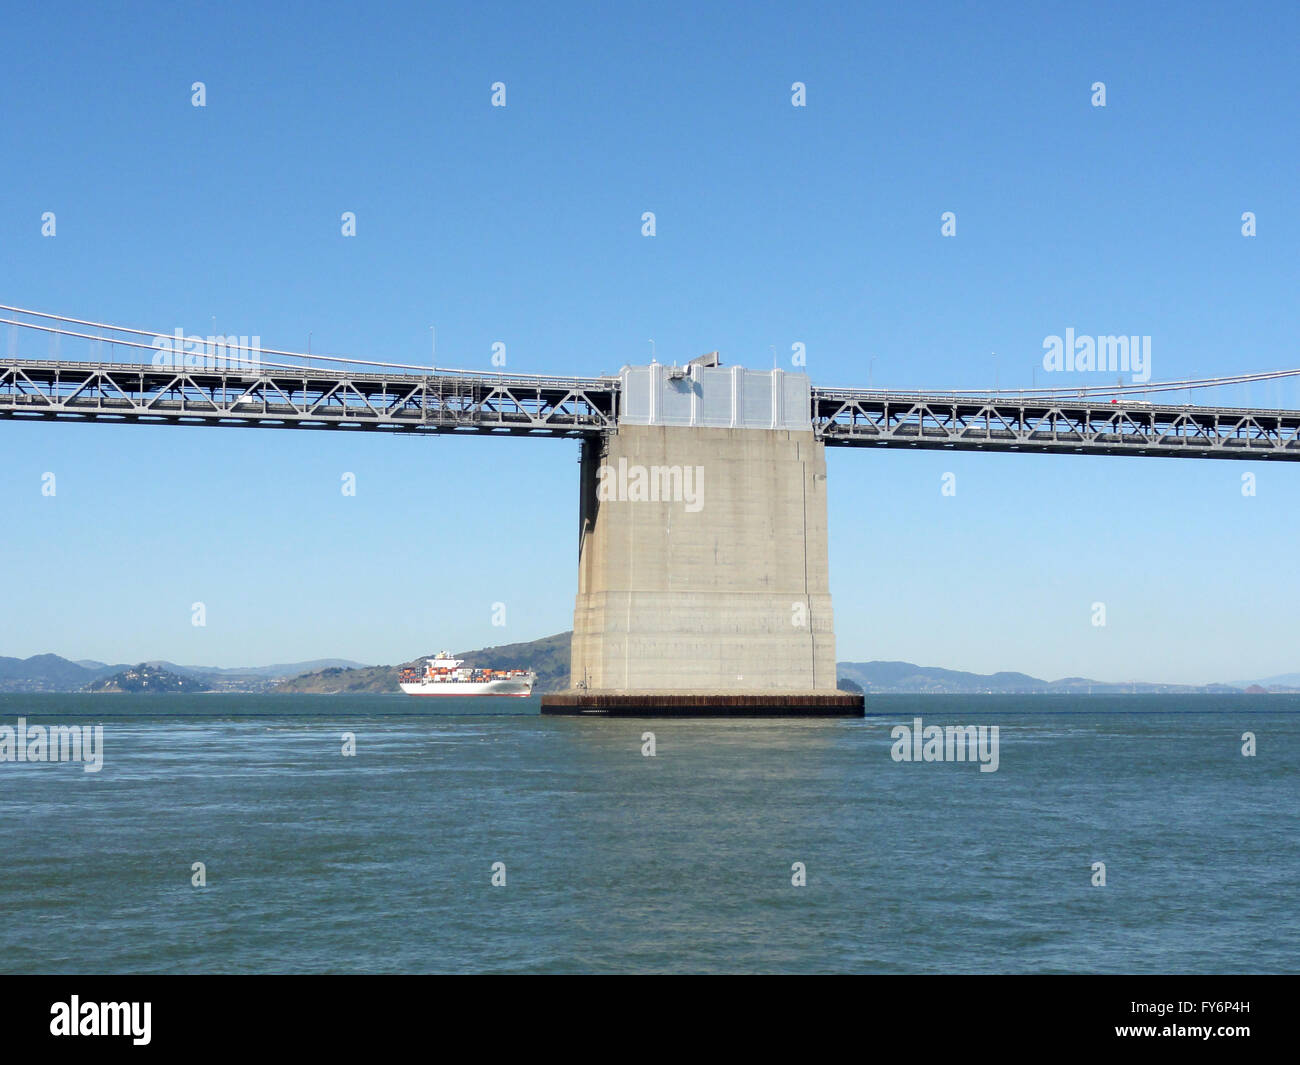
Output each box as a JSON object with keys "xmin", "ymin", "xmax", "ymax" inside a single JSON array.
[{"xmin": 399, "ymin": 652, "xmax": 535, "ymax": 697}]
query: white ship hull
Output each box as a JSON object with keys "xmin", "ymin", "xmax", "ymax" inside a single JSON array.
[
  {"xmin": 400, "ymin": 678, "xmax": 533, "ymax": 697},
  {"xmin": 399, "ymin": 651, "xmax": 534, "ymax": 697}
]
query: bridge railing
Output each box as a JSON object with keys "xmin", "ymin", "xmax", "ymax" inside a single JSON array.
[
  {"xmin": 811, "ymin": 388, "xmax": 1300, "ymax": 418},
  {"xmin": 0, "ymin": 306, "xmax": 621, "ymax": 393},
  {"xmin": 0, "ymin": 354, "xmax": 620, "ymax": 392}
]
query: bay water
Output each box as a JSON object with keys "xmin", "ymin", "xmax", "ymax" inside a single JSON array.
[{"xmin": 1, "ymin": 693, "xmax": 1295, "ymax": 973}]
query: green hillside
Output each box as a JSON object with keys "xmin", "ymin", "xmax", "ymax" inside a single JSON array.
[
  {"xmin": 84, "ymin": 664, "xmax": 210, "ymax": 694},
  {"xmin": 272, "ymin": 632, "xmax": 573, "ymax": 694}
]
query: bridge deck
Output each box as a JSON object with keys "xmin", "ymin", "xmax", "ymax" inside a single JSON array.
[
  {"xmin": 3, "ymin": 357, "xmax": 1299, "ymax": 459},
  {"xmin": 812, "ymin": 388, "xmax": 1300, "ymax": 460},
  {"xmin": 0, "ymin": 358, "xmax": 619, "ymax": 436}
]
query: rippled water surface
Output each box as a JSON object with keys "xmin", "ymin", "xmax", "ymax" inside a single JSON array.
[{"xmin": 1, "ymin": 693, "xmax": 1295, "ymax": 973}]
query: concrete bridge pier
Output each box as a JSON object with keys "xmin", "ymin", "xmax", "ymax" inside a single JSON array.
[{"xmin": 541, "ymin": 359, "xmax": 863, "ymax": 717}]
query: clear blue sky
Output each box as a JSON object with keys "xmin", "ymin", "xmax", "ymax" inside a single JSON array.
[{"xmin": 1, "ymin": 1, "xmax": 1297, "ymax": 683}]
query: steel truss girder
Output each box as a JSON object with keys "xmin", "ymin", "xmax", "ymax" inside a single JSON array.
[
  {"xmin": 5, "ymin": 361, "xmax": 1300, "ymax": 459},
  {"xmin": 0, "ymin": 359, "xmax": 619, "ymax": 436},
  {"xmin": 811, "ymin": 391, "xmax": 1300, "ymax": 460}
]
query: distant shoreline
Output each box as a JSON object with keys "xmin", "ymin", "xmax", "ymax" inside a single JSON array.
[{"xmin": 4, "ymin": 634, "xmax": 1297, "ymax": 697}]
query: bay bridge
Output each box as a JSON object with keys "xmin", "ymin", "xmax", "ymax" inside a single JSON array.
[
  {"xmin": 4, "ymin": 306, "xmax": 1299, "ymax": 460},
  {"xmin": 4, "ymin": 304, "xmax": 1299, "ymax": 715}
]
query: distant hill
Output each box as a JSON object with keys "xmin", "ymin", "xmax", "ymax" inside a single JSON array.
[
  {"xmin": 142, "ymin": 659, "xmax": 372, "ymax": 692},
  {"xmin": 457, "ymin": 633, "xmax": 570, "ymax": 692},
  {"xmin": 838, "ymin": 661, "xmax": 1044, "ymax": 693},
  {"xmin": 0, "ymin": 654, "xmax": 372, "ymax": 693},
  {"xmin": 84, "ymin": 664, "xmax": 210, "ymax": 694},
  {"xmin": 1233, "ymin": 672, "xmax": 1300, "ymax": 690},
  {"xmin": 5, "ymin": 646, "xmax": 1297, "ymax": 696},
  {"xmin": 270, "ymin": 664, "xmax": 399, "ymax": 694},
  {"xmin": 277, "ymin": 639, "xmax": 1266, "ymax": 697},
  {"xmin": 273, "ymin": 633, "xmax": 572, "ymax": 694},
  {"xmin": 836, "ymin": 660, "xmax": 1251, "ymax": 695},
  {"xmin": 0, "ymin": 654, "xmax": 120, "ymax": 692},
  {"xmin": 172, "ymin": 659, "xmax": 370, "ymax": 679}
]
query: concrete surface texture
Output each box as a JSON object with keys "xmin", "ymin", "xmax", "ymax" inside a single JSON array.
[{"xmin": 568, "ymin": 423, "xmax": 838, "ymax": 692}]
